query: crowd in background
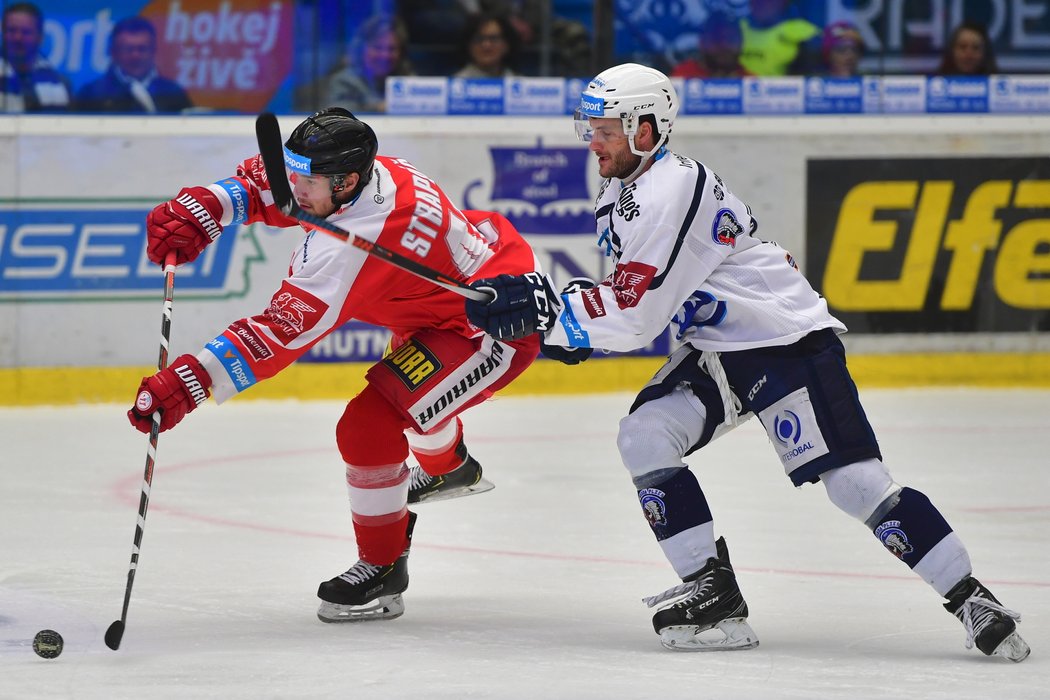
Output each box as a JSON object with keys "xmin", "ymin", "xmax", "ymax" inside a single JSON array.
[
  {"xmin": 1, "ymin": 2, "xmax": 192, "ymax": 113},
  {"xmin": 0, "ymin": 0, "xmax": 1017, "ymax": 115}
]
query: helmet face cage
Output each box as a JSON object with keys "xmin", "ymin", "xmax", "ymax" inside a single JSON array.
[{"xmin": 574, "ymin": 64, "xmax": 679, "ymax": 159}]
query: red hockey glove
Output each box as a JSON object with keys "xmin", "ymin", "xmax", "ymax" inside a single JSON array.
[
  {"xmin": 146, "ymin": 186, "xmax": 224, "ymax": 266},
  {"xmin": 128, "ymin": 354, "xmax": 212, "ymax": 433}
]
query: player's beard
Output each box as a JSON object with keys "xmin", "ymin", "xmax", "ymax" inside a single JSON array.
[
  {"xmin": 298, "ymin": 196, "xmax": 338, "ymax": 218},
  {"xmin": 604, "ymin": 148, "xmax": 643, "ymax": 180}
]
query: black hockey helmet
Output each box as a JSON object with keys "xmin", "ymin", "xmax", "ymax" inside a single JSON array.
[{"xmin": 284, "ymin": 107, "xmax": 377, "ymax": 198}]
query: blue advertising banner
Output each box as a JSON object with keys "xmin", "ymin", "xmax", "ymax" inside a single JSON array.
[
  {"xmin": 504, "ymin": 78, "xmax": 566, "ymax": 115},
  {"xmin": 448, "ymin": 78, "xmax": 504, "ymax": 115},
  {"xmin": 386, "ymin": 77, "xmax": 449, "ymax": 114},
  {"xmin": 386, "ymin": 76, "xmax": 1050, "ymax": 116},
  {"xmin": 926, "ymin": 76, "xmax": 989, "ymax": 113},
  {"xmin": 301, "ymin": 320, "xmax": 393, "ymax": 363},
  {"xmin": 680, "ymin": 78, "xmax": 744, "ymax": 114},
  {"xmin": 804, "ymin": 77, "xmax": 863, "ymax": 114},
  {"xmin": 742, "ymin": 77, "xmax": 805, "ymax": 114},
  {"xmin": 0, "ymin": 203, "xmax": 246, "ymax": 299},
  {"xmin": 461, "ymin": 141, "xmax": 594, "ymax": 235},
  {"xmin": 863, "ymin": 75, "xmax": 926, "ymax": 113},
  {"xmin": 990, "ymin": 75, "xmax": 1050, "ymax": 112}
]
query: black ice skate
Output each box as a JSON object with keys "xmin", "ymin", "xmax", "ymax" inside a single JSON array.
[
  {"xmin": 643, "ymin": 537, "xmax": 759, "ymax": 652},
  {"xmin": 316, "ymin": 512, "xmax": 417, "ymax": 623},
  {"xmin": 407, "ymin": 439, "xmax": 493, "ymax": 504},
  {"xmin": 944, "ymin": 575, "xmax": 1030, "ymax": 662}
]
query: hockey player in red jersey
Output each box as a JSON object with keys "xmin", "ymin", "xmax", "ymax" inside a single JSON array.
[{"xmin": 128, "ymin": 108, "xmax": 541, "ymax": 622}]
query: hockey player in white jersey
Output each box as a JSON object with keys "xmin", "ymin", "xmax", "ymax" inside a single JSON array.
[{"xmin": 463, "ymin": 63, "xmax": 1030, "ymax": 661}]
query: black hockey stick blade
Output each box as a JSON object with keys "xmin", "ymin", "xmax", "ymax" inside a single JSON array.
[
  {"xmin": 253, "ymin": 113, "xmax": 492, "ymax": 302},
  {"xmin": 104, "ymin": 620, "xmax": 124, "ymax": 650},
  {"xmin": 254, "ymin": 112, "xmax": 296, "ymax": 215}
]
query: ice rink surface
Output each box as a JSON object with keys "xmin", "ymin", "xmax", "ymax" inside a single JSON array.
[{"xmin": 1, "ymin": 388, "xmax": 1048, "ymax": 699}]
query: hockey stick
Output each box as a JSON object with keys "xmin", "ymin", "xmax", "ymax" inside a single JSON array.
[
  {"xmin": 254, "ymin": 113, "xmax": 493, "ymax": 302},
  {"xmin": 104, "ymin": 251, "xmax": 178, "ymax": 651}
]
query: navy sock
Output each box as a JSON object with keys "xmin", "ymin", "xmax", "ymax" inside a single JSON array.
[
  {"xmin": 871, "ymin": 487, "xmax": 953, "ymax": 569},
  {"xmin": 638, "ymin": 468, "xmax": 713, "ymax": 541}
]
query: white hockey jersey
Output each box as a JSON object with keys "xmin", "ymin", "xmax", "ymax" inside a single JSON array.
[{"xmin": 544, "ymin": 149, "xmax": 845, "ymax": 353}]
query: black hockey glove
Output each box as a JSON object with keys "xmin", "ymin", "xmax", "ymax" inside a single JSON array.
[
  {"xmin": 541, "ymin": 277, "xmax": 596, "ymax": 365},
  {"xmin": 466, "ymin": 272, "xmax": 559, "ymax": 340}
]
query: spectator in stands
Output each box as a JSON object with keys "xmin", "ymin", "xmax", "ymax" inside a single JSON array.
[
  {"xmin": 936, "ymin": 21, "xmax": 998, "ymax": 76},
  {"xmin": 454, "ymin": 13, "xmax": 521, "ymax": 78},
  {"xmin": 483, "ymin": 0, "xmax": 593, "ymax": 77},
  {"xmin": 739, "ymin": 0, "xmax": 820, "ymax": 76},
  {"xmin": 401, "ymin": 0, "xmax": 591, "ymax": 77},
  {"xmin": 75, "ymin": 17, "xmax": 193, "ymax": 114},
  {"xmin": 671, "ymin": 11, "xmax": 753, "ymax": 79},
  {"xmin": 327, "ymin": 14, "xmax": 414, "ymax": 113},
  {"xmin": 821, "ymin": 20, "xmax": 864, "ymax": 77},
  {"xmin": 1, "ymin": 2, "xmax": 71, "ymax": 112}
]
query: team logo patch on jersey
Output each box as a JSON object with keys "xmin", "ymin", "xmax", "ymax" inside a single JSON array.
[
  {"xmin": 261, "ymin": 282, "xmax": 329, "ymax": 344},
  {"xmin": 581, "ymin": 287, "xmax": 606, "ymax": 318},
  {"xmin": 639, "ymin": 488, "xmax": 668, "ymax": 527},
  {"xmin": 610, "ymin": 261, "xmax": 657, "ymax": 309},
  {"xmin": 875, "ymin": 520, "xmax": 915, "ymax": 560},
  {"xmin": 712, "ymin": 208, "xmax": 743, "ymax": 247},
  {"xmin": 229, "ymin": 320, "xmax": 274, "ymax": 361},
  {"xmin": 384, "ymin": 340, "xmax": 443, "ymax": 391}
]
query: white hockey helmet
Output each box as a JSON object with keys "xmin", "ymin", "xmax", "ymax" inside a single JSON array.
[{"xmin": 574, "ymin": 63, "xmax": 679, "ymax": 160}]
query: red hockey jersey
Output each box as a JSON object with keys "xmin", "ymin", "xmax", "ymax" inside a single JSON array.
[{"xmin": 194, "ymin": 154, "xmax": 537, "ymax": 403}]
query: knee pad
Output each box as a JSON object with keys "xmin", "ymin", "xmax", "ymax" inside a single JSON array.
[
  {"xmin": 336, "ymin": 386, "xmax": 411, "ymax": 466},
  {"xmin": 618, "ymin": 387, "xmax": 706, "ymax": 483},
  {"xmin": 821, "ymin": 458, "xmax": 901, "ymax": 524}
]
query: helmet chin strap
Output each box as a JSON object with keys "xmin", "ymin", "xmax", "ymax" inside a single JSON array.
[{"xmin": 621, "ymin": 132, "xmax": 668, "ymax": 184}]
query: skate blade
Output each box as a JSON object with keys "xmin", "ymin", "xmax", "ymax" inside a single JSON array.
[
  {"xmin": 658, "ymin": 618, "xmax": 760, "ymax": 652},
  {"xmin": 317, "ymin": 594, "xmax": 405, "ymax": 623},
  {"xmin": 993, "ymin": 631, "xmax": 1031, "ymax": 663},
  {"xmin": 412, "ymin": 477, "xmax": 495, "ymax": 504}
]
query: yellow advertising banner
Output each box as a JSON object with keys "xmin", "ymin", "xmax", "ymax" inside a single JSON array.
[{"xmin": 807, "ymin": 157, "xmax": 1050, "ymax": 333}]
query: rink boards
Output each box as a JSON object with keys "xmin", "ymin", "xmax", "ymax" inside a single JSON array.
[{"xmin": 0, "ymin": 115, "xmax": 1047, "ymax": 404}]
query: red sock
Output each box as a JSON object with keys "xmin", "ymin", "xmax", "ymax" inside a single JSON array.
[
  {"xmin": 415, "ymin": 441, "xmax": 466, "ymax": 476},
  {"xmin": 353, "ymin": 511, "xmax": 410, "ymax": 566},
  {"xmin": 409, "ymin": 417, "xmax": 466, "ymax": 476}
]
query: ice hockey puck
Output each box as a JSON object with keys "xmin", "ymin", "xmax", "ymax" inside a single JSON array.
[{"xmin": 32, "ymin": 629, "xmax": 63, "ymax": 659}]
